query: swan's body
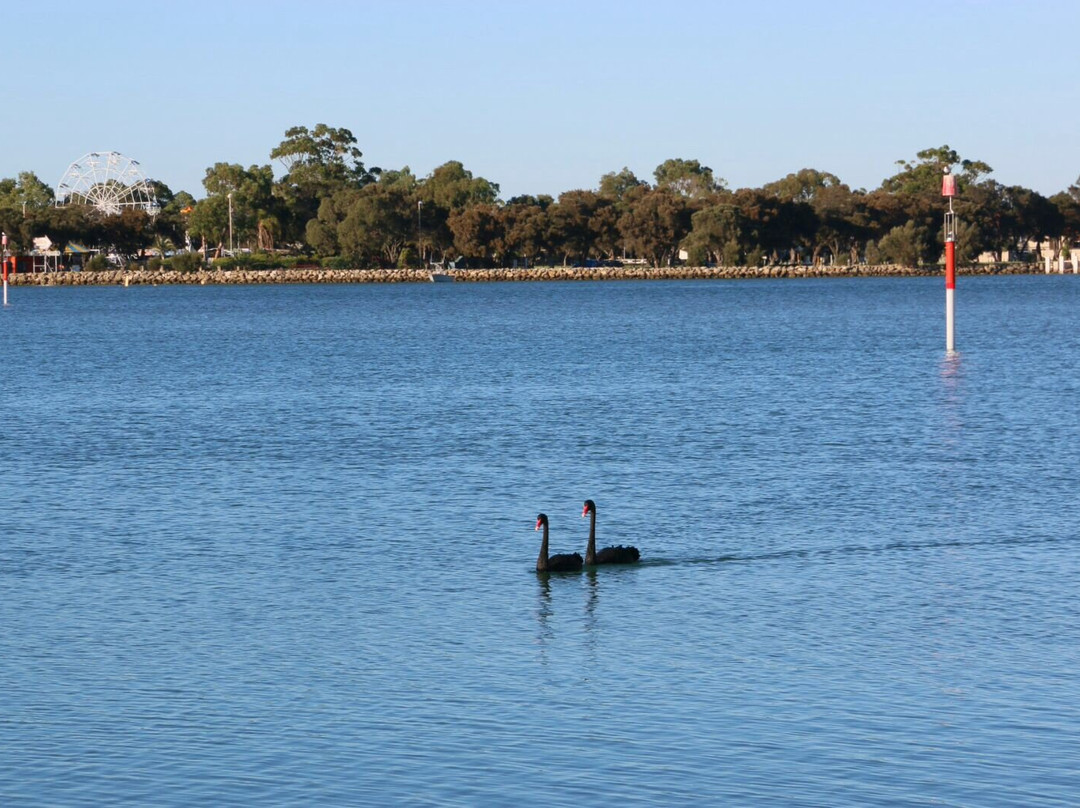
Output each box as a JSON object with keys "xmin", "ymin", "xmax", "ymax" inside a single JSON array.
[
  {"xmin": 583, "ymin": 499, "xmax": 640, "ymax": 565},
  {"xmin": 535, "ymin": 514, "xmax": 583, "ymax": 572}
]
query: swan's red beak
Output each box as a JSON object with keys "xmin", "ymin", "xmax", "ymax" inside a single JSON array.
[
  {"xmin": 535, "ymin": 518, "xmax": 542, "ymax": 531},
  {"xmin": 582, "ymin": 504, "xmax": 589, "ymax": 517}
]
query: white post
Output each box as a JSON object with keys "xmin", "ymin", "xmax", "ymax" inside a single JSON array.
[
  {"xmin": 1045, "ymin": 253, "xmax": 1052, "ymax": 274},
  {"xmin": 1058, "ymin": 250, "xmax": 1066, "ymax": 274},
  {"xmin": 946, "ymin": 287, "xmax": 955, "ymax": 353}
]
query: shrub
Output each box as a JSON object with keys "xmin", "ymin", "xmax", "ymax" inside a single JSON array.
[
  {"xmin": 86, "ymin": 254, "xmax": 109, "ymax": 272},
  {"xmin": 878, "ymin": 222, "xmax": 928, "ymax": 267},
  {"xmin": 167, "ymin": 252, "xmax": 204, "ymax": 273},
  {"xmin": 721, "ymin": 239, "xmax": 742, "ymax": 267},
  {"xmin": 322, "ymin": 256, "xmax": 355, "ymax": 270},
  {"xmin": 683, "ymin": 244, "xmax": 708, "ymax": 266}
]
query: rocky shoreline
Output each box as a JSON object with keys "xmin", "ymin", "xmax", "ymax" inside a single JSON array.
[{"xmin": 8, "ymin": 262, "xmax": 1042, "ymax": 287}]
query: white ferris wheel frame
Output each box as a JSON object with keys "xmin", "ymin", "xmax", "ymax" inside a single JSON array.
[{"xmin": 55, "ymin": 151, "xmax": 159, "ymax": 216}]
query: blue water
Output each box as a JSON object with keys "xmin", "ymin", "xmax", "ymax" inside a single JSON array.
[{"xmin": 2, "ymin": 276, "xmax": 1079, "ymax": 806}]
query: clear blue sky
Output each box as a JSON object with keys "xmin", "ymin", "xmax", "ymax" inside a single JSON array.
[{"xmin": 6, "ymin": 0, "xmax": 1078, "ymax": 200}]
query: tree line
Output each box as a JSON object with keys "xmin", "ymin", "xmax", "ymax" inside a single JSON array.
[{"xmin": 2, "ymin": 125, "xmax": 1079, "ymax": 269}]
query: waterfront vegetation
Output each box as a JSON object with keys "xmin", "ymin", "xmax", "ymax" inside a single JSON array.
[{"xmin": 2, "ymin": 124, "xmax": 1079, "ymax": 270}]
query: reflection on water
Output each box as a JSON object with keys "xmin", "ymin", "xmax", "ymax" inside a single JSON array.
[{"xmin": 938, "ymin": 350, "xmax": 965, "ymax": 446}]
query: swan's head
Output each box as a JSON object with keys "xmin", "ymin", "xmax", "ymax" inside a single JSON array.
[
  {"xmin": 535, "ymin": 513, "xmax": 548, "ymax": 530},
  {"xmin": 582, "ymin": 499, "xmax": 595, "ymax": 517}
]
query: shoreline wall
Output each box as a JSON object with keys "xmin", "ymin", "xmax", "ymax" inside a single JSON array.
[{"xmin": 8, "ymin": 263, "xmax": 1044, "ymax": 287}]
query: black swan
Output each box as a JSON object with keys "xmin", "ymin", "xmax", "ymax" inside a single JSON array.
[
  {"xmin": 583, "ymin": 499, "xmax": 640, "ymax": 565},
  {"xmin": 535, "ymin": 514, "xmax": 583, "ymax": 572}
]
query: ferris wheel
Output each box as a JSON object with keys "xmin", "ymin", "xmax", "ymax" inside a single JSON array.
[{"xmin": 55, "ymin": 151, "xmax": 159, "ymax": 215}]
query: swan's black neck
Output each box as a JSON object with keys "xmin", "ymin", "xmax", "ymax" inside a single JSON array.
[
  {"xmin": 585, "ymin": 506, "xmax": 597, "ymax": 565},
  {"xmin": 537, "ymin": 521, "xmax": 550, "ymax": 572}
]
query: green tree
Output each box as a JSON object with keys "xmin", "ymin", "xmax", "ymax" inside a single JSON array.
[
  {"xmin": 271, "ymin": 124, "xmax": 378, "ymax": 241},
  {"xmin": 97, "ymin": 209, "xmax": 156, "ymax": 261},
  {"xmin": 653, "ymin": 158, "xmax": 725, "ymax": 199},
  {"xmin": 762, "ymin": 168, "xmax": 843, "ymax": 203},
  {"xmin": 809, "ymin": 184, "xmax": 868, "ymax": 265},
  {"xmin": 618, "ymin": 188, "xmax": 694, "ymax": 266},
  {"xmin": 881, "ymin": 145, "xmax": 992, "ymax": 196},
  {"xmin": 0, "ymin": 172, "xmax": 56, "ymax": 249},
  {"xmin": 598, "ymin": 167, "xmax": 647, "ymax": 202},
  {"xmin": 148, "ymin": 182, "xmax": 196, "ymax": 255},
  {"xmin": 877, "ymin": 221, "xmax": 929, "ymax": 266},
  {"xmin": 685, "ymin": 204, "xmax": 741, "ymax": 264},
  {"xmin": 417, "ymin": 161, "xmax": 500, "ymax": 261},
  {"xmin": 1051, "ymin": 191, "xmax": 1080, "ymax": 244},
  {"xmin": 2, "ymin": 171, "xmax": 54, "ymax": 210},
  {"xmin": 449, "ymin": 203, "xmax": 504, "ymax": 264},
  {"xmin": 188, "ymin": 163, "xmax": 278, "ymax": 255},
  {"xmin": 24, "ymin": 205, "xmax": 95, "ymax": 260},
  {"xmin": 732, "ymin": 188, "xmax": 817, "ymax": 263},
  {"xmin": 548, "ymin": 190, "xmax": 603, "ymax": 265},
  {"xmin": 305, "ymin": 189, "xmax": 360, "ymax": 256},
  {"xmin": 338, "ymin": 182, "xmax": 414, "ymax": 266},
  {"xmin": 498, "ymin": 200, "xmax": 549, "ymax": 266}
]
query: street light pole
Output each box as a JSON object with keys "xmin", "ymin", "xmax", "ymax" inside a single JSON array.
[
  {"xmin": 227, "ymin": 192, "xmax": 234, "ymax": 255},
  {"xmin": 417, "ymin": 200, "xmax": 423, "ymax": 266}
]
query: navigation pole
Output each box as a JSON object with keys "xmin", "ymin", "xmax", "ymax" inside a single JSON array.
[
  {"xmin": 942, "ymin": 167, "xmax": 957, "ymax": 353},
  {"xmin": 2, "ymin": 232, "xmax": 9, "ymax": 307}
]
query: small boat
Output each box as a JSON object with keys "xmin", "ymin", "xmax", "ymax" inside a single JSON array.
[{"xmin": 428, "ymin": 272, "xmax": 453, "ymax": 283}]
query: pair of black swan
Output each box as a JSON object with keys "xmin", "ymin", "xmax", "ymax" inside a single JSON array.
[{"xmin": 534, "ymin": 500, "xmax": 641, "ymax": 573}]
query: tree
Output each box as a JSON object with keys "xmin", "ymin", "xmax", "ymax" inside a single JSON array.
[
  {"xmin": 449, "ymin": 203, "xmax": 504, "ymax": 264},
  {"xmin": 420, "ymin": 160, "xmax": 499, "ymax": 210},
  {"xmin": 187, "ymin": 163, "xmax": 278, "ymax": 255},
  {"xmin": 877, "ymin": 221, "xmax": 929, "ymax": 266},
  {"xmin": 1051, "ymin": 192, "xmax": 1080, "ymax": 244},
  {"xmin": 6, "ymin": 172, "xmax": 54, "ymax": 209},
  {"xmin": 618, "ymin": 188, "xmax": 694, "ymax": 266},
  {"xmin": 306, "ymin": 189, "xmax": 358, "ymax": 256},
  {"xmin": 97, "ymin": 209, "xmax": 156, "ymax": 261},
  {"xmin": 271, "ymin": 124, "xmax": 378, "ymax": 241},
  {"xmin": 0, "ymin": 172, "xmax": 55, "ymax": 249},
  {"xmin": 881, "ymin": 145, "xmax": 992, "ymax": 196},
  {"xmin": 809, "ymin": 184, "xmax": 868, "ymax": 265},
  {"xmin": 762, "ymin": 168, "xmax": 843, "ymax": 203},
  {"xmin": 598, "ymin": 167, "xmax": 647, "ymax": 202},
  {"xmin": 147, "ymin": 181, "xmax": 196, "ymax": 254},
  {"xmin": 417, "ymin": 161, "xmax": 500, "ymax": 261},
  {"xmin": 337, "ymin": 182, "xmax": 414, "ymax": 266},
  {"xmin": 186, "ymin": 195, "xmax": 228, "ymax": 254},
  {"xmin": 731, "ymin": 188, "xmax": 816, "ymax": 263},
  {"xmin": 1004, "ymin": 187, "xmax": 1064, "ymax": 259},
  {"xmin": 684, "ymin": 204, "xmax": 741, "ymax": 265},
  {"xmin": 25, "ymin": 205, "xmax": 95, "ymax": 259},
  {"xmin": 499, "ymin": 200, "xmax": 549, "ymax": 266},
  {"xmin": 653, "ymin": 158, "xmax": 725, "ymax": 199},
  {"xmin": 547, "ymin": 190, "xmax": 603, "ymax": 265}
]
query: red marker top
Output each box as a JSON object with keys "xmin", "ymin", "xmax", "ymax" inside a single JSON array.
[{"xmin": 942, "ymin": 173, "xmax": 957, "ymax": 197}]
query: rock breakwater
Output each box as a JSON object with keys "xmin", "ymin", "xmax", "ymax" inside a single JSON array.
[{"xmin": 9, "ymin": 263, "xmax": 1038, "ymax": 287}]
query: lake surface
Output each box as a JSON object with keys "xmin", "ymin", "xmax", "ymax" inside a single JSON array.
[{"xmin": 2, "ymin": 275, "xmax": 1079, "ymax": 806}]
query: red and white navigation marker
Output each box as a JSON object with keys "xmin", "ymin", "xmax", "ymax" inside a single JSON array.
[
  {"xmin": 2, "ymin": 231, "xmax": 9, "ymax": 307},
  {"xmin": 942, "ymin": 168, "xmax": 957, "ymax": 353}
]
